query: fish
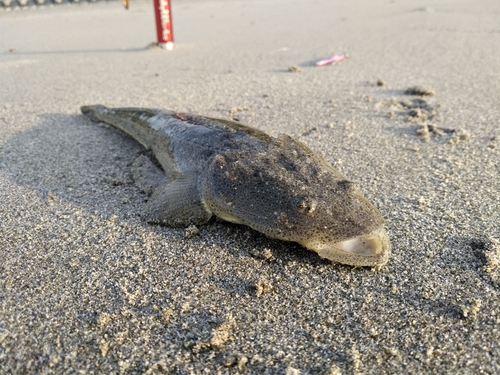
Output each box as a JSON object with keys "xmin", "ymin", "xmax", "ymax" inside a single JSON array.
[{"xmin": 81, "ymin": 105, "xmax": 391, "ymax": 267}]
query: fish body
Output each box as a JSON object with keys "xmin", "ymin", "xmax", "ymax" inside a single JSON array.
[{"xmin": 81, "ymin": 105, "xmax": 391, "ymax": 266}]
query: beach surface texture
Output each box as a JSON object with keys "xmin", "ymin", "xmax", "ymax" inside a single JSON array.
[{"xmin": 1, "ymin": 0, "xmax": 499, "ymax": 373}]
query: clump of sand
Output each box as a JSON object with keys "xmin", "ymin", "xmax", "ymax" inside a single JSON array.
[{"xmin": 404, "ymin": 85, "xmax": 436, "ymax": 96}]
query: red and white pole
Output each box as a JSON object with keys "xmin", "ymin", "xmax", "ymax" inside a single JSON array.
[{"xmin": 153, "ymin": 0, "xmax": 174, "ymax": 50}]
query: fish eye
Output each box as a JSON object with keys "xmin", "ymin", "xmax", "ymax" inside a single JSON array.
[
  {"xmin": 291, "ymin": 196, "xmax": 306, "ymax": 208},
  {"xmin": 292, "ymin": 196, "xmax": 317, "ymax": 215}
]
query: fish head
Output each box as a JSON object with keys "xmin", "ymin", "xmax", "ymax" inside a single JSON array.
[{"xmin": 203, "ymin": 136, "xmax": 391, "ymax": 267}]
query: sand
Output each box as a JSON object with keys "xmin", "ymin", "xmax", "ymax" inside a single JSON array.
[{"xmin": 1, "ymin": 0, "xmax": 499, "ymax": 373}]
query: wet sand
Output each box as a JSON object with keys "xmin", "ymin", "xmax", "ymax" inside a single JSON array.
[{"xmin": 1, "ymin": 0, "xmax": 499, "ymax": 373}]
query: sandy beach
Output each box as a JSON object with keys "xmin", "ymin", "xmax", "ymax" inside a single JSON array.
[{"xmin": 1, "ymin": 0, "xmax": 499, "ymax": 373}]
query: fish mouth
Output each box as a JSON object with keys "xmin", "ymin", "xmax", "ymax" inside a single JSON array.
[{"xmin": 300, "ymin": 227, "xmax": 391, "ymax": 267}]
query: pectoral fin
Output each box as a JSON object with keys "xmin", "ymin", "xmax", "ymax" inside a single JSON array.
[{"xmin": 141, "ymin": 173, "xmax": 212, "ymax": 227}]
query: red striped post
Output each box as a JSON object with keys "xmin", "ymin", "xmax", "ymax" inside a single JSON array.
[{"xmin": 153, "ymin": 0, "xmax": 174, "ymax": 50}]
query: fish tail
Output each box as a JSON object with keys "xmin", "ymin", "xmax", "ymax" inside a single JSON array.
[
  {"xmin": 80, "ymin": 105, "xmax": 159, "ymax": 150},
  {"xmin": 80, "ymin": 104, "xmax": 109, "ymax": 123}
]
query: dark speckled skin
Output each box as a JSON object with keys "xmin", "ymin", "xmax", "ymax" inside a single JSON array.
[{"xmin": 81, "ymin": 105, "xmax": 391, "ymax": 266}]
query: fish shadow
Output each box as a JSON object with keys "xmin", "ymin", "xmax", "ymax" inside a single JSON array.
[
  {"xmin": 1, "ymin": 113, "xmax": 144, "ymax": 217},
  {"xmin": 193, "ymin": 218, "xmax": 331, "ymax": 268}
]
